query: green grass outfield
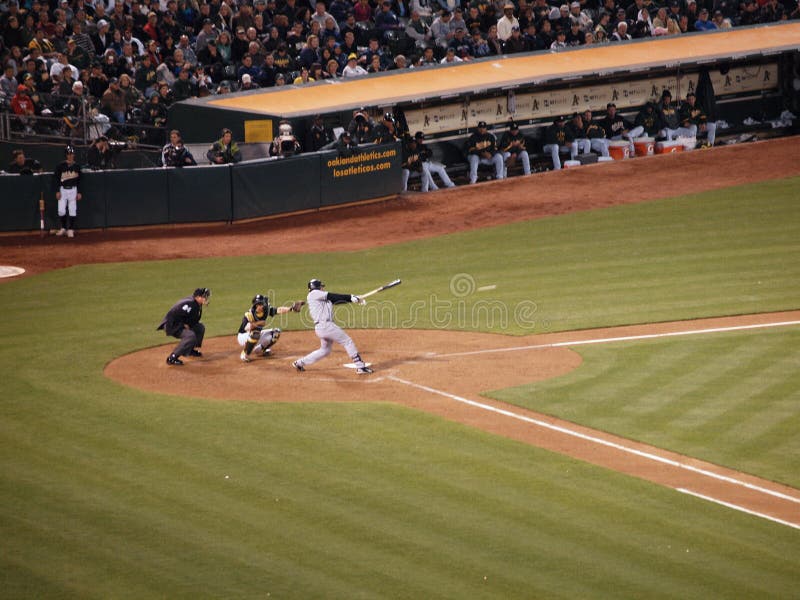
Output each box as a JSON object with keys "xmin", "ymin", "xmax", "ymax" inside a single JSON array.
[{"xmin": 1, "ymin": 177, "xmax": 798, "ymax": 598}]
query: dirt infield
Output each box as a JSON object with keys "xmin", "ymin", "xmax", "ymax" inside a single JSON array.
[{"xmin": 8, "ymin": 136, "xmax": 800, "ymax": 527}]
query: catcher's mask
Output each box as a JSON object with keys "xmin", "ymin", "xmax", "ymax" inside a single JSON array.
[
  {"xmin": 308, "ymin": 278, "xmax": 324, "ymax": 290},
  {"xmin": 251, "ymin": 293, "xmax": 267, "ymax": 312},
  {"xmin": 194, "ymin": 287, "xmax": 212, "ymax": 303}
]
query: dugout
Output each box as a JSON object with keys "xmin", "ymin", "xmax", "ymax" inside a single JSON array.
[{"xmin": 168, "ymin": 23, "xmax": 800, "ymax": 151}]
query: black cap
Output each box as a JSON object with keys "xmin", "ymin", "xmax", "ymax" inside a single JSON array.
[
  {"xmin": 662, "ymin": 89, "xmax": 671, "ymax": 98},
  {"xmin": 477, "ymin": 120, "xmax": 488, "ymax": 127},
  {"xmin": 415, "ymin": 131, "xmax": 424, "ymax": 139},
  {"xmin": 509, "ymin": 121, "xmax": 519, "ymax": 129},
  {"xmin": 606, "ymin": 102, "xmax": 616, "ymax": 108}
]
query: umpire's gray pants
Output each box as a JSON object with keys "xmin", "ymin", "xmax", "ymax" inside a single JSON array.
[{"xmin": 172, "ymin": 323, "xmax": 205, "ymax": 357}]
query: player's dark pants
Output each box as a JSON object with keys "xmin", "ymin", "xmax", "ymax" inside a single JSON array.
[{"xmin": 171, "ymin": 323, "xmax": 205, "ymax": 357}]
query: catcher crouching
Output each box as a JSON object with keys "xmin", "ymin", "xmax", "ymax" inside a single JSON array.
[{"xmin": 238, "ymin": 294, "xmax": 304, "ymax": 362}]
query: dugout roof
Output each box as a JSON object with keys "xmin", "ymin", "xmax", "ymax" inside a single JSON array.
[{"xmin": 185, "ymin": 23, "xmax": 800, "ymax": 120}]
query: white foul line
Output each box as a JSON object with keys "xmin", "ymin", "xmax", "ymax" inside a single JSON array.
[
  {"xmin": 678, "ymin": 489, "xmax": 800, "ymax": 531},
  {"xmin": 439, "ymin": 320, "xmax": 800, "ymax": 358},
  {"xmin": 386, "ymin": 375, "xmax": 800, "ymax": 511}
]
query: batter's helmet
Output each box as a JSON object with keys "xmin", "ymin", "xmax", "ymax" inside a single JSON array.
[{"xmin": 308, "ymin": 278, "xmax": 324, "ymax": 290}]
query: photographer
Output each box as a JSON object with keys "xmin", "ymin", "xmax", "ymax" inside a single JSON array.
[
  {"xmin": 87, "ymin": 136, "xmax": 125, "ymax": 170},
  {"xmin": 206, "ymin": 128, "xmax": 242, "ymax": 164},
  {"xmin": 161, "ymin": 129, "xmax": 197, "ymax": 167},
  {"xmin": 268, "ymin": 121, "xmax": 301, "ymax": 158}
]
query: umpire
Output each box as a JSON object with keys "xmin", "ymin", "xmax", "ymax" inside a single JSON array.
[{"xmin": 157, "ymin": 287, "xmax": 211, "ymax": 365}]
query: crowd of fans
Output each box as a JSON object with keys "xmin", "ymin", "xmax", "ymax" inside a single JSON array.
[{"xmin": 1, "ymin": 0, "xmax": 797, "ymax": 147}]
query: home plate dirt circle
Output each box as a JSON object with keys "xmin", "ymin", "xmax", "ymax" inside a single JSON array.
[{"xmin": 105, "ymin": 328, "xmax": 582, "ymax": 403}]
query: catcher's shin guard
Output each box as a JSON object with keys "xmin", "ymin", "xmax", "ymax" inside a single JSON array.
[{"xmin": 243, "ymin": 341, "xmax": 256, "ymax": 356}]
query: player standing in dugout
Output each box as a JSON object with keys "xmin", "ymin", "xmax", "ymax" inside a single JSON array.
[{"xmin": 52, "ymin": 145, "xmax": 82, "ymax": 238}]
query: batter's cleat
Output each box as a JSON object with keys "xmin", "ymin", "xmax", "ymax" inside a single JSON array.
[
  {"xmin": 67, "ymin": 229, "xmax": 74, "ymax": 238},
  {"xmin": 292, "ymin": 360, "xmax": 305, "ymax": 372},
  {"xmin": 240, "ymin": 351, "xmax": 251, "ymax": 363},
  {"xmin": 56, "ymin": 228, "xmax": 66, "ymax": 236},
  {"xmin": 166, "ymin": 354, "xmax": 184, "ymax": 365},
  {"xmin": 261, "ymin": 348, "xmax": 272, "ymax": 357},
  {"xmin": 356, "ymin": 366, "xmax": 374, "ymax": 375},
  {"xmin": 189, "ymin": 349, "xmax": 203, "ymax": 357}
]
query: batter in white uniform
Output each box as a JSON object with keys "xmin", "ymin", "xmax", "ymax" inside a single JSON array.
[{"xmin": 293, "ymin": 278, "xmax": 373, "ymax": 375}]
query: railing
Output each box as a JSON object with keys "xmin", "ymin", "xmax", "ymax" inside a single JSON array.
[{"xmin": 0, "ymin": 103, "xmax": 168, "ymax": 149}]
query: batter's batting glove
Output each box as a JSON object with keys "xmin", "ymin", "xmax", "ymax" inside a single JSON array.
[
  {"xmin": 290, "ymin": 300, "xmax": 305, "ymax": 312},
  {"xmin": 351, "ymin": 295, "xmax": 366, "ymax": 305}
]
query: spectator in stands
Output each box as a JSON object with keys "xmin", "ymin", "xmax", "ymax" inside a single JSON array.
[
  {"xmin": 195, "ymin": 18, "xmax": 218, "ymax": 53},
  {"xmin": 497, "ymin": 3, "xmax": 520, "ymax": 42},
  {"xmin": 711, "ymin": 10, "xmax": 732, "ymax": 29},
  {"xmin": 298, "ymin": 34, "xmax": 322, "ymax": 69},
  {"xmin": 406, "ymin": 10, "xmax": 432, "ymax": 48},
  {"xmin": 172, "ymin": 65, "xmax": 197, "ymax": 101},
  {"xmin": 135, "ymin": 53, "xmax": 158, "ymax": 97},
  {"xmin": 206, "ymin": 127, "xmax": 243, "ymax": 164},
  {"xmin": 92, "ymin": 19, "xmax": 113, "ymax": 56},
  {"xmin": 1, "ymin": 64, "xmax": 19, "ymax": 98},
  {"xmin": 342, "ymin": 53, "xmax": 368, "ymax": 77},
  {"xmin": 504, "ymin": 25, "xmax": 530, "ymax": 53},
  {"xmin": 375, "ymin": 0, "xmax": 403, "ymax": 41},
  {"xmin": 65, "ymin": 37, "xmax": 91, "ymax": 71},
  {"xmin": 431, "ymin": 10, "xmax": 456, "ymax": 49},
  {"xmin": 565, "ymin": 19, "xmax": 585, "ymax": 44},
  {"xmin": 102, "ymin": 77, "xmax": 128, "ymax": 123},
  {"xmin": 550, "ymin": 28, "xmax": 568, "ymax": 49},
  {"xmin": 324, "ymin": 58, "xmax": 341, "ymax": 78},
  {"xmin": 653, "ymin": 6, "xmax": 680, "ymax": 35},
  {"xmin": 610, "ymin": 19, "xmax": 632, "ymax": 40},
  {"xmin": 6, "ymin": 148, "xmax": 42, "ymax": 174},
  {"xmin": 449, "ymin": 27, "xmax": 473, "ymax": 58},
  {"xmin": 292, "ymin": 65, "xmax": 315, "ymax": 85},
  {"xmin": 694, "ymin": 8, "xmax": 717, "ymax": 30},
  {"xmin": 440, "ymin": 46, "xmax": 464, "ymax": 63},
  {"xmin": 738, "ymin": 0, "xmax": 762, "ymax": 26},
  {"xmin": 238, "ymin": 53, "xmax": 261, "ymax": 81},
  {"xmin": 11, "ymin": 84, "xmax": 35, "ymax": 132},
  {"xmin": 258, "ymin": 53, "xmax": 279, "ymax": 86}
]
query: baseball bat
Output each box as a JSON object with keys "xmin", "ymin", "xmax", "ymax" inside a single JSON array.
[
  {"xmin": 360, "ymin": 278, "xmax": 402, "ymax": 299},
  {"xmin": 38, "ymin": 192, "xmax": 45, "ymax": 237}
]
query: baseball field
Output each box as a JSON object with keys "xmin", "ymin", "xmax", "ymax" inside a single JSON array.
[{"xmin": 1, "ymin": 137, "xmax": 799, "ymax": 598}]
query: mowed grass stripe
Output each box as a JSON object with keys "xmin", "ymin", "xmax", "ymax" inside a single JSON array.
[{"xmin": 492, "ymin": 328, "xmax": 800, "ymax": 487}]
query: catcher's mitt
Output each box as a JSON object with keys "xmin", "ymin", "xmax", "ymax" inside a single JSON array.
[{"xmin": 290, "ymin": 300, "xmax": 305, "ymax": 312}]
